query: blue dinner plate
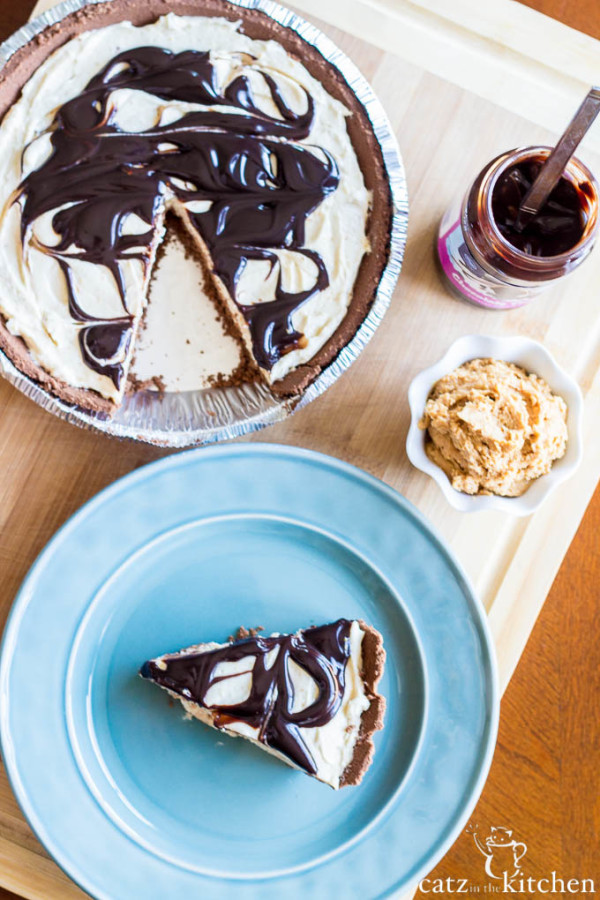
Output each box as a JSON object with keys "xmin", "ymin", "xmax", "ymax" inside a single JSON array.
[{"xmin": 0, "ymin": 444, "xmax": 498, "ymax": 899}]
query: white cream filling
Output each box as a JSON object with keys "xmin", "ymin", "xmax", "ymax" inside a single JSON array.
[
  {"xmin": 0, "ymin": 14, "xmax": 370, "ymax": 401},
  {"xmin": 156, "ymin": 621, "xmax": 370, "ymax": 790},
  {"xmin": 132, "ymin": 238, "xmax": 243, "ymax": 390}
]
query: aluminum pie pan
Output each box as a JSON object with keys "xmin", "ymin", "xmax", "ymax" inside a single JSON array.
[{"xmin": 0, "ymin": 0, "xmax": 408, "ymax": 448}]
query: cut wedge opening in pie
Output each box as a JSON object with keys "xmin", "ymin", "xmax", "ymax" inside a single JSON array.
[
  {"xmin": 0, "ymin": 9, "xmax": 392, "ymax": 414},
  {"xmin": 140, "ymin": 619, "xmax": 386, "ymax": 789},
  {"xmin": 129, "ymin": 214, "xmax": 258, "ymax": 394}
]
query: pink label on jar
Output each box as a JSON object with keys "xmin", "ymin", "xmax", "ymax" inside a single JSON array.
[{"xmin": 437, "ymin": 219, "xmax": 534, "ymax": 310}]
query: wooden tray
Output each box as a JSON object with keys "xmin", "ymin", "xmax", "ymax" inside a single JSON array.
[{"xmin": 1, "ymin": 0, "xmax": 599, "ymax": 897}]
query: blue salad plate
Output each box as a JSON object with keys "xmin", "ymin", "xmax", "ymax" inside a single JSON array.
[{"xmin": 0, "ymin": 444, "xmax": 498, "ymax": 899}]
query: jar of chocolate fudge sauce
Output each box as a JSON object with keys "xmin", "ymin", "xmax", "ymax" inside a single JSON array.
[{"xmin": 437, "ymin": 146, "xmax": 599, "ymax": 309}]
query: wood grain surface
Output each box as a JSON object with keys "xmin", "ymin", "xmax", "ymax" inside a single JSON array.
[
  {"xmin": 413, "ymin": 4, "xmax": 600, "ymax": 890},
  {"xmin": 415, "ymin": 3, "xmax": 600, "ymax": 891},
  {"xmin": 0, "ymin": 1, "xmax": 598, "ymax": 898}
]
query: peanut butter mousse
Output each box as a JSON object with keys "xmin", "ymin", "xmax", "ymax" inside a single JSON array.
[
  {"xmin": 419, "ymin": 358, "xmax": 568, "ymax": 497},
  {"xmin": 141, "ymin": 618, "xmax": 386, "ymax": 789}
]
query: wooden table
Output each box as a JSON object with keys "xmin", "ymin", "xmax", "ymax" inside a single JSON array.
[
  {"xmin": 420, "ymin": 4, "xmax": 600, "ymax": 888},
  {"xmin": 0, "ymin": 1, "xmax": 598, "ymax": 897}
]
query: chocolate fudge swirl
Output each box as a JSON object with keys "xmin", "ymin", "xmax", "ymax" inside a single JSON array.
[
  {"xmin": 141, "ymin": 619, "xmax": 354, "ymax": 775},
  {"xmin": 16, "ymin": 46, "xmax": 339, "ymax": 388}
]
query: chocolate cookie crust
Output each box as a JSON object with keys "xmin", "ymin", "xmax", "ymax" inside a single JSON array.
[
  {"xmin": 340, "ymin": 620, "xmax": 386, "ymax": 787},
  {"xmin": 0, "ymin": 0, "xmax": 392, "ymax": 409}
]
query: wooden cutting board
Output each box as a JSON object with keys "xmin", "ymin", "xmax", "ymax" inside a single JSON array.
[{"xmin": 1, "ymin": 0, "xmax": 599, "ymax": 897}]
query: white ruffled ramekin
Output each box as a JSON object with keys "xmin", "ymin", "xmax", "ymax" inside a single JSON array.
[{"xmin": 406, "ymin": 334, "xmax": 584, "ymax": 516}]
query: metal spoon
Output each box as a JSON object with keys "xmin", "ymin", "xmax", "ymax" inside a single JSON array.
[{"xmin": 514, "ymin": 86, "xmax": 600, "ymax": 232}]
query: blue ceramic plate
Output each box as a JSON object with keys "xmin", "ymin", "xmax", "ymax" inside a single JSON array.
[{"xmin": 0, "ymin": 445, "xmax": 498, "ymax": 899}]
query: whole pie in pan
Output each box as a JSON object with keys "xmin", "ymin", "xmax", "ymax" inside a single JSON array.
[{"xmin": 0, "ymin": 0, "xmax": 391, "ymax": 413}]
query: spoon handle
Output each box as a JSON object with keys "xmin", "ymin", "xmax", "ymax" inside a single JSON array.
[{"xmin": 515, "ymin": 86, "xmax": 600, "ymax": 232}]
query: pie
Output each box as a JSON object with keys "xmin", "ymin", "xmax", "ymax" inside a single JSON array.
[
  {"xmin": 0, "ymin": 0, "xmax": 391, "ymax": 413},
  {"xmin": 140, "ymin": 619, "xmax": 386, "ymax": 789}
]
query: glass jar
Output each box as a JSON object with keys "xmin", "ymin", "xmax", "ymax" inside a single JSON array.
[{"xmin": 436, "ymin": 145, "xmax": 599, "ymax": 309}]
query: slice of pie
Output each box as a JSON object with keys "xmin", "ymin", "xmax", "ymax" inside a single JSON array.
[
  {"xmin": 140, "ymin": 619, "xmax": 385, "ymax": 789},
  {"xmin": 0, "ymin": 3, "xmax": 391, "ymax": 414}
]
